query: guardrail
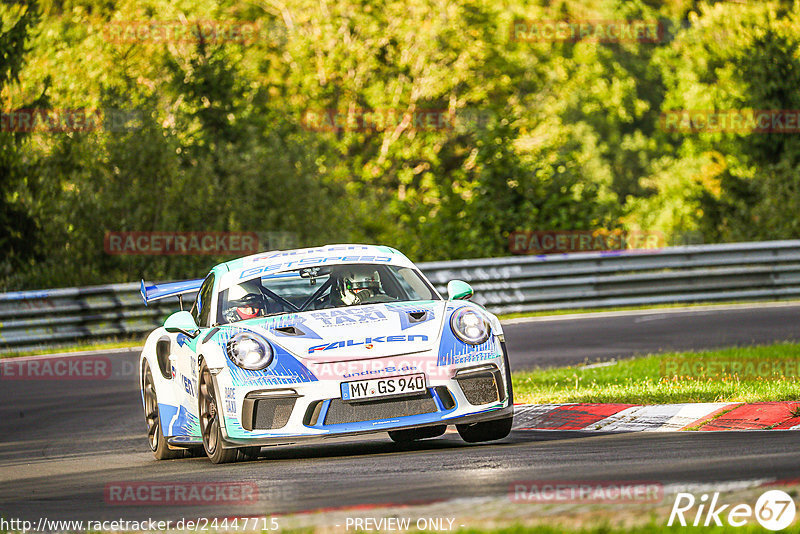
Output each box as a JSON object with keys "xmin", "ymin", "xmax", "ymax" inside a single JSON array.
[{"xmin": 3, "ymin": 240, "xmax": 800, "ymax": 351}]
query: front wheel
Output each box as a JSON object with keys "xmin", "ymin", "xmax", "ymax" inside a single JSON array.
[
  {"xmin": 456, "ymin": 416, "xmax": 513, "ymax": 443},
  {"xmin": 198, "ymin": 362, "xmax": 239, "ymax": 464},
  {"xmin": 238, "ymin": 446, "xmax": 261, "ymax": 461}
]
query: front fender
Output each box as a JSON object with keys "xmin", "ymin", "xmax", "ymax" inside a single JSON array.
[
  {"xmin": 486, "ymin": 311, "xmax": 504, "ymax": 337},
  {"xmin": 196, "ymin": 330, "xmax": 229, "ymax": 370},
  {"xmin": 449, "ymin": 301, "xmax": 504, "ymax": 338}
]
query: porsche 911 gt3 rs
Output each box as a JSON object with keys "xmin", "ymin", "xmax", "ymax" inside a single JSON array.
[{"xmin": 138, "ymin": 244, "xmax": 513, "ymax": 463}]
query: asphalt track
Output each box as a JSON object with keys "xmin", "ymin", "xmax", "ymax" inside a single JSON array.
[
  {"xmin": 503, "ymin": 303, "xmax": 800, "ymax": 369},
  {"xmin": 1, "ymin": 304, "xmax": 800, "ymax": 523}
]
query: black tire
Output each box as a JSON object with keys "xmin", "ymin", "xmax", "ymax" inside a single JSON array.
[
  {"xmin": 456, "ymin": 416, "xmax": 513, "ymax": 443},
  {"xmin": 143, "ymin": 362, "xmax": 184, "ymax": 460},
  {"xmin": 238, "ymin": 446, "xmax": 261, "ymax": 461},
  {"xmin": 501, "ymin": 341, "xmax": 514, "ymax": 406},
  {"xmin": 389, "ymin": 424, "xmax": 447, "ymax": 443},
  {"xmin": 185, "ymin": 446, "xmax": 206, "ymax": 458},
  {"xmin": 198, "ymin": 362, "xmax": 239, "ymax": 464}
]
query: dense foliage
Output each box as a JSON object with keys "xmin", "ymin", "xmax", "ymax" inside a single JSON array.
[{"xmin": 1, "ymin": 0, "xmax": 799, "ymax": 289}]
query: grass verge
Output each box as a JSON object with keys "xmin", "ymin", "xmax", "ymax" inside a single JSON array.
[
  {"xmin": 512, "ymin": 342, "xmax": 800, "ymax": 405},
  {"xmin": 0, "ymin": 339, "xmax": 141, "ymax": 359},
  {"xmin": 497, "ymin": 299, "xmax": 800, "ymax": 321}
]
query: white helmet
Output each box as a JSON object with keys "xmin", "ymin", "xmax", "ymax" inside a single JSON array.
[{"xmin": 338, "ymin": 267, "xmax": 382, "ymax": 305}]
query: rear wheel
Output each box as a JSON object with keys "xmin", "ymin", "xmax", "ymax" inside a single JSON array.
[
  {"xmin": 456, "ymin": 416, "xmax": 513, "ymax": 443},
  {"xmin": 198, "ymin": 362, "xmax": 239, "ymax": 464},
  {"xmin": 389, "ymin": 425, "xmax": 447, "ymax": 443},
  {"xmin": 143, "ymin": 362, "xmax": 184, "ymax": 460}
]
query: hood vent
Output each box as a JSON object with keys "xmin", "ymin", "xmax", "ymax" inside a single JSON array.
[
  {"xmin": 408, "ymin": 311, "xmax": 429, "ymax": 323},
  {"xmin": 273, "ymin": 325, "xmax": 305, "ymax": 336}
]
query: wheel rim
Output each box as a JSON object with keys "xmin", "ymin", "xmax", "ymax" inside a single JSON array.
[
  {"xmin": 143, "ymin": 365, "xmax": 160, "ymax": 451},
  {"xmin": 199, "ymin": 366, "xmax": 219, "ymax": 454}
]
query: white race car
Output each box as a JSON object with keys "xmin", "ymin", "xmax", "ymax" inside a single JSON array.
[{"xmin": 139, "ymin": 244, "xmax": 513, "ymax": 463}]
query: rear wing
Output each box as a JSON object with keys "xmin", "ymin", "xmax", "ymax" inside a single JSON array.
[{"xmin": 140, "ymin": 278, "xmax": 203, "ymax": 307}]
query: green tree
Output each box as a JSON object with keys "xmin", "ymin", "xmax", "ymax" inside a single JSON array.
[
  {"xmin": 0, "ymin": 1, "xmax": 46, "ymax": 285},
  {"xmin": 656, "ymin": 1, "xmax": 800, "ymax": 242}
]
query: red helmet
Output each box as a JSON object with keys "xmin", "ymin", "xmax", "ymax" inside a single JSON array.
[
  {"xmin": 235, "ymin": 302, "xmax": 260, "ymax": 320},
  {"xmin": 223, "ymin": 280, "xmax": 266, "ymax": 322}
]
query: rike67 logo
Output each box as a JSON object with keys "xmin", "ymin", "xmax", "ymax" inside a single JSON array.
[{"xmin": 668, "ymin": 490, "xmax": 796, "ymax": 531}]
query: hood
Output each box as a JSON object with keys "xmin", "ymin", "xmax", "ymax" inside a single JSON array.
[{"xmin": 238, "ymin": 300, "xmax": 447, "ymax": 363}]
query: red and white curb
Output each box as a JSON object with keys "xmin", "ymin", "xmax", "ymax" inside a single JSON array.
[{"xmin": 512, "ymin": 402, "xmax": 800, "ymax": 431}]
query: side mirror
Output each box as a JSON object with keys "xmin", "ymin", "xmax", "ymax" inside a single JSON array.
[
  {"xmin": 164, "ymin": 311, "xmax": 200, "ymax": 338},
  {"xmin": 447, "ymin": 280, "xmax": 474, "ymax": 301}
]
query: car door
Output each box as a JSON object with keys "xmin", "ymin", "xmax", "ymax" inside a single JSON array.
[{"xmin": 170, "ymin": 273, "xmax": 215, "ymax": 435}]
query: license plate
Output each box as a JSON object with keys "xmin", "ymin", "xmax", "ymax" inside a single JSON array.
[{"xmin": 341, "ymin": 374, "xmax": 427, "ymax": 401}]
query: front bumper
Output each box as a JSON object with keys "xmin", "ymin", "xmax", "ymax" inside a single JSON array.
[{"xmin": 215, "ymin": 358, "xmax": 513, "ymax": 447}]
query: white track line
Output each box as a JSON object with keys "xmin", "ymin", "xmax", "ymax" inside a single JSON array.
[{"xmin": 502, "ymin": 301, "xmax": 800, "ymax": 325}]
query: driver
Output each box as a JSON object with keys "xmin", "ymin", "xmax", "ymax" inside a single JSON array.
[
  {"xmin": 223, "ymin": 279, "xmax": 267, "ymax": 322},
  {"xmin": 337, "ymin": 267, "xmax": 392, "ymax": 305}
]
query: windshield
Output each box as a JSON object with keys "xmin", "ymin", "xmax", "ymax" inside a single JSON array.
[{"xmin": 216, "ymin": 263, "xmax": 439, "ymax": 324}]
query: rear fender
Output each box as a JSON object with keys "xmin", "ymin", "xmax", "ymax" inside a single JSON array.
[{"xmin": 139, "ymin": 328, "xmax": 181, "ymax": 431}]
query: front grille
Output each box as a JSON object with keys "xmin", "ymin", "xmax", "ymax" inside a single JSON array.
[
  {"xmin": 456, "ymin": 370, "xmax": 502, "ymax": 405},
  {"xmin": 253, "ymin": 398, "xmax": 295, "ymax": 429},
  {"xmin": 324, "ymin": 392, "xmax": 438, "ymax": 425},
  {"xmin": 242, "ymin": 394, "xmax": 296, "ymax": 430}
]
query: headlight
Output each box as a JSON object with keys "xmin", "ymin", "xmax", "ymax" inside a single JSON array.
[
  {"xmin": 227, "ymin": 332, "xmax": 273, "ymax": 370},
  {"xmin": 450, "ymin": 307, "xmax": 491, "ymax": 345}
]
